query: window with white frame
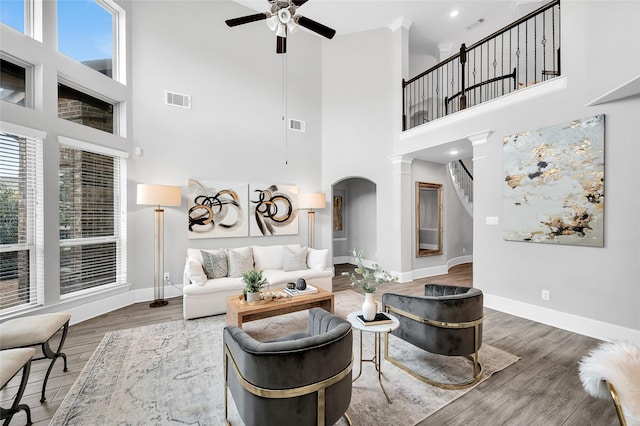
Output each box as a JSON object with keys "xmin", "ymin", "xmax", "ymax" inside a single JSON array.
[
  {"xmin": 58, "ymin": 82, "xmax": 115, "ymax": 134},
  {"xmin": 58, "ymin": 138, "xmax": 126, "ymax": 296},
  {"xmin": 1, "ymin": 0, "xmax": 42, "ymax": 41},
  {"xmin": 57, "ymin": 0, "xmax": 126, "ymax": 82},
  {"xmin": 1, "ymin": 56, "xmax": 33, "ymax": 107},
  {"xmin": 0, "ymin": 130, "xmax": 43, "ymax": 313}
]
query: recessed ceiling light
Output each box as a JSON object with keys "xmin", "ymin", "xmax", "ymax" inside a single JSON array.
[
  {"xmin": 450, "ymin": 10, "xmax": 459, "ymax": 18},
  {"xmin": 449, "ymin": 150, "xmax": 459, "ymax": 155}
]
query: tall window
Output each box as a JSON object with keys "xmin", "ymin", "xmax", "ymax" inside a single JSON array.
[
  {"xmin": 57, "ymin": 0, "xmax": 124, "ymax": 80},
  {"xmin": 59, "ymin": 139, "xmax": 126, "ymax": 296},
  {"xmin": 0, "ymin": 131, "xmax": 43, "ymax": 312}
]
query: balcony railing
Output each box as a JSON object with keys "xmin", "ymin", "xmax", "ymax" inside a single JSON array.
[{"xmin": 403, "ymin": 0, "xmax": 561, "ymax": 131}]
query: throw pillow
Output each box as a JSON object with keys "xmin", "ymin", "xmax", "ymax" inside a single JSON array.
[
  {"xmin": 185, "ymin": 258, "xmax": 207, "ymax": 286},
  {"xmin": 200, "ymin": 249, "xmax": 228, "ymax": 279},
  {"xmin": 227, "ymin": 246, "xmax": 254, "ymax": 278},
  {"xmin": 307, "ymin": 248, "xmax": 329, "ymax": 270},
  {"xmin": 283, "ymin": 246, "xmax": 308, "ymax": 272},
  {"xmin": 252, "ymin": 245, "xmax": 284, "ymax": 270}
]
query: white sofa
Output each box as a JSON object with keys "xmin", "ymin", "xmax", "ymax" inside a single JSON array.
[{"xmin": 182, "ymin": 244, "xmax": 334, "ymax": 320}]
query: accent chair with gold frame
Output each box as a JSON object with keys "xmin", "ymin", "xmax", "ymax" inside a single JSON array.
[
  {"xmin": 223, "ymin": 307, "xmax": 353, "ymax": 426},
  {"xmin": 382, "ymin": 284, "xmax": 484, "ymax": 390},
  {"xmin": 579, "ymin": 340, "xmax": 640, "ymax": 426}
]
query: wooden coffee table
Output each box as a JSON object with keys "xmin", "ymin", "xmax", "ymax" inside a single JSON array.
[{"xmin": 226, "ymin": 288, "xmax": 334, "ymax": 328}]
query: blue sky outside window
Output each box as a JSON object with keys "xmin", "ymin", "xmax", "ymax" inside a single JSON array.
[
  {"xmin": 0, "ymin": 0, "xmax": 25, "ymax": 33},
  {"xmin": 58, "ymin": 0, "xmax": 113, "ymax": 77}
]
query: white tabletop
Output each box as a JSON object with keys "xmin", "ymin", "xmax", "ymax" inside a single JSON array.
[{"xmin": 346, "ymin": 311, "xmax": 400, "ymax": 333}]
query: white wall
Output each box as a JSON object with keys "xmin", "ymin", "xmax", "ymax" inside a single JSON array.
[
  {"xmin": 129, "ymin": 1, "xmax": 324, "ymax": 290},
  {"xmin": 399, "ymin": 1, "xmax": 640, "ymax": 338},
  {"xmin": 345, "ymin": 178, "xmax": 377, "ymax": 260},
  {"xmin": 320, "ymin": 28, "xmax": 398, "ymax": 267}
]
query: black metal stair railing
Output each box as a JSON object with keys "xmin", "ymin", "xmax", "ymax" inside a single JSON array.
[
  {"xmin": 450, "ymin": 160, "xmax": 474, "ymax": 203},
  {"xmin": 403, "ymin": 0, "xmax": 561, "ymax": 131}
]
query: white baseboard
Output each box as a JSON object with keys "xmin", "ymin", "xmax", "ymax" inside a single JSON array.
[
  {"xmin": 447, "ymin": 255, "xmax": 473, "ymax": 269},
  {"xmin": 24, "ymin": 285, "xmax": 185, "ymax": 326},
  {"xmin": 411, "ymin": 265, "xmax": 449, "ymax": 281},
  {"xmin": 333, "ymin": 256, "xmax": 351, "ymax": 265},
  {"xmin": 484, "ymin": 292, "xmax": 640, "ymax": 346}
]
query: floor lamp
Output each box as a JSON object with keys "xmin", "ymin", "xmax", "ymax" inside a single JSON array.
[
  {"xmin": 137, "ymin": 184, "xmax": 182, "ymax": 307},
  {"xmin": 298, "ymin": 193, "xmax": 326, "ymax": 249}
]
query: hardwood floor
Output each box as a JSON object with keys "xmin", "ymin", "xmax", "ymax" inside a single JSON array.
[{"xmin": 1, "ymin": 263, "xmax": 615, "ymax": 425}]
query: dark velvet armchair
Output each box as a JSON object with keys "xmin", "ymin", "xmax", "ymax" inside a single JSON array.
[
  {"xmin": 382, "ymin": 284, "xmax": 484, "ymax": 389},
  {"xmin": 223, "ymin": 308, "xmax": 353, "ymax": 426}
]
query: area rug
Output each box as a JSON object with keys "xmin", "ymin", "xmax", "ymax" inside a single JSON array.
[{"xmin": 51, "ymin": 291, "xmax": 519, "ymax": 425}]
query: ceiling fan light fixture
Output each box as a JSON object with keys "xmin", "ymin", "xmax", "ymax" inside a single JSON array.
[
  {"xmin": 278, "ymin": 8, "xmax": 292, "ymax": 24},
  {"xmin": 267, "ymin": 14, "xmax": 279, "ymax": 31},
  {"xmin": 276, "ymin": 23, "xmax": 287, "ymax": 37},
  {"xmin": 287, "ymin": 19, "xmax": 298, "ymax": 34}
]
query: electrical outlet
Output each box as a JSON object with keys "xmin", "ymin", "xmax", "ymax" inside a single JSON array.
[
  {"xmin": 462, "ymin": 247, "xmax": 466, "ymax": 254},
  {"xmin": 541, "ymin": 289, "xmax": 550, "ymax": 301},
  {"xmin": 164, "ymin": 272, "xmax": 170, "ymax": 282}
]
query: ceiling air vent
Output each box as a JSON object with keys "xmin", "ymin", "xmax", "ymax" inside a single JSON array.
[
  {"xmin": 165, "ymin": 91, "xmax": 191, "ymax": 109},
  {"xmin": 466, "ymin": 18, "xmax": 485, "ymax": 31},
  {"xmin": 289, "ymin": 118, "xmax": 305, "ymax": 132}
]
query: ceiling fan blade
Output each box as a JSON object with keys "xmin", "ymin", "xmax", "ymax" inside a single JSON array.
[
  {"xmin": 293, "ymin": 0, "xmax": 309, "ymax": 6},
  {"xmin": 225, "ymin": 13, "xmax": 268, "ymax": 27},
  {"xmin": 296, "ymin": 15, "xmax": 336, "ymax": 39},
  {"xmin": 277, "ymin": 36, "xmax": 287, "ymax": 54}
]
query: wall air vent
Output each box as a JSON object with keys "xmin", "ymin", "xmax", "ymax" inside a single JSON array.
[
  {"xmin": 165, "ymin": 91, "xmax": 191, "ymax": 109},
  {"xmin": 289, "ymin": 118, "xmax": 305, "ymax": 132}
]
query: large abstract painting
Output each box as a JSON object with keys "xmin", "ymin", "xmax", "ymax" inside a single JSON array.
[
  {"xmin": 249, "ymin": 184, "xmax": 298, "ymax": 236},
  {"xmin": 503, "ymin": 114, "xmax": 605, "ymax": 247},
  {"xmin": 188, "ymin": 180, "xmax": 248, "ymax": 239}
]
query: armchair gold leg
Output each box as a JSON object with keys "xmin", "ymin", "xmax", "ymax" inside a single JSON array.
[
  {"xmin": 343, "ymin": 412, "xmax": 353, "ymax": 426},
  {"xmin": 608, "ymin": 382, "xmax": 628, "ymax": 426},
  {"xmin": 384, "ymin": 326, "xmax": 483, "ymax": 390},
  {"xmin": 383, "ymin": 306, "xmax": 484, "ymax": 390}
]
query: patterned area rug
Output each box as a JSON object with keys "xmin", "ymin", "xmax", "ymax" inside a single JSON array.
[{"xmin": 51, "ymin": 291, "xmax": 519, "ymax": 425}]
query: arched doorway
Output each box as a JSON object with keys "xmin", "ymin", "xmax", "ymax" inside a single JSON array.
[{"xmin": 331, "ymin": 177, "xmax": 377, "ymax": 266}]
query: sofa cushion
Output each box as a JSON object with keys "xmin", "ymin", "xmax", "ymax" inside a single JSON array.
[
  {"xmin": 283, "ymin": 246, "xmax": 308, "ymax": 272},
  {"xmin": 307, "ymin": 248, "xmax": 329, "ymax": 270},
  {"xmin": 201, "ymin": 249, "xmax": 228, "ymax": 279},
  {"xmin": 185, "ymin": 258, "xmax": 207, "ymax": 285},
  {"xmin": 227, "ymin": 246, "xmax": 254, "ymax": 278},
  {"xmin": 252, "ymin": 245, "xmax": 284, "ymax": 270},
  {"xmin": 183, "ymin": 276, "xmax": 245, "ymax": 295}
]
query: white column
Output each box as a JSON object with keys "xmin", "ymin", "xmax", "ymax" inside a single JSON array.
[{"xmin": 389, "ymin": 154, "xmax": 414, "ymax": 282}]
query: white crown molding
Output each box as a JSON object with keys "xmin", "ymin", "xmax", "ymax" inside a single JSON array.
[{"xmin": 388, "ymin": 17, "xmax": 412, "ymax": 32}]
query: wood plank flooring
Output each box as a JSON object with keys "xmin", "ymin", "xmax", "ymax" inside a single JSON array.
[{"xmin": 1, "ymin": 263, "xmax": 616, "ymax": 425}]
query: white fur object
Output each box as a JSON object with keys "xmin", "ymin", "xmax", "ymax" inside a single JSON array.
[{"xmin": 579, "ymin": 341, "xmax": 640, "ymax": 425}]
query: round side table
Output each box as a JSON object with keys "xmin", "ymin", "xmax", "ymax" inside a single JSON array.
[{"xmin": 346, "ymin": 311, "xmax": 400, "ymax": 403}]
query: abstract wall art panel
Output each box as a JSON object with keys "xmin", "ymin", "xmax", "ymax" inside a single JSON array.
[
  {"xmin": 249, "ymin": 184, "xmax": 298, "ymax": 237},
  {"xmin": 188, "ymin": 179, "xmax": 248, "ymax": 239},
  {"xmin": 503, "ymin": 114, "xmax": 605, "ymax": 247}
]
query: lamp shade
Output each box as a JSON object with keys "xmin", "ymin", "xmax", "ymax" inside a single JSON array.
[
  {"xmin": 137, "ymin": 184, "xmax": 182, "ymax": 207},
  {"xmin": 298, "ymin": 193, "xmax": 326, "ymax": 210}
]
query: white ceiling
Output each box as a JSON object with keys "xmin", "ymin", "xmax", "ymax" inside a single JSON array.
[{"xmin": 232, "ymin": 0, "xmax": 547, "ymax": 60}]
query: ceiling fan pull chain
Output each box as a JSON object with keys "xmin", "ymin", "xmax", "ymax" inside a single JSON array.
[{"xmin": 282, "ymin": 52, "xmax": 288, "ymax": 165}]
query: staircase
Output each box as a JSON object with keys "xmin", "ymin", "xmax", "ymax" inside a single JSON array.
[{"xmin": 448, "ymin": 160, "xmax": 473, "ymax": 218}]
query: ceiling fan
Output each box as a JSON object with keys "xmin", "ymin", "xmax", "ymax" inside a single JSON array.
[{"xmin": 225, "ymin": 0, "xmax": 336, "ymax": 54}]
